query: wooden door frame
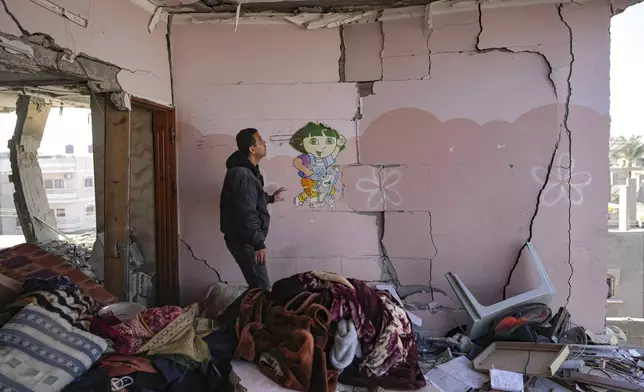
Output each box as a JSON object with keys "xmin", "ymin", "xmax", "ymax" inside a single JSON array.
[
  {"xmin": 131, "ymin": 97, "xmax": 179, "ymax": 306},
  {"xmin": 104, "ymin": 99, "xmax": 131, "ymax": 300}
]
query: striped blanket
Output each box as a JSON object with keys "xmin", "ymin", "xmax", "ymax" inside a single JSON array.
[
  {"xmin": 3, "ymin": 289, "xmax": 99, "ymax": 331},
  {"xmin": 0, "ymin": 304, "xmax": 107, "ymax": 392}
]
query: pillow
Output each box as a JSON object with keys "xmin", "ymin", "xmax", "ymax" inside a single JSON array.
[
  {"xmin": 199, "ymin": 282, "xmax": 246, "ymax": 320},
  {"xmin": 0, "ymin": 304, "xmax": 107, "ymax": 392}
]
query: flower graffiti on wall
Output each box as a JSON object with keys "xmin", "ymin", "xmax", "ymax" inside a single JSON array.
[
  {"xmin": 290, "ymin": 122, "xmax": 346, "ymax": 208},
  {"xmin": 532, "ymin": 153, "xmax": 592, "ymax": 207},
  {"xmin": 356, "ymin": 167, "xmax": 403, "ymax": 210}
]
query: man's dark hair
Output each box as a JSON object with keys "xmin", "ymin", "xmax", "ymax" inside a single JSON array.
[{"xmin": 236, "ymin": 128, "xmax": 258, "ymax": 154}]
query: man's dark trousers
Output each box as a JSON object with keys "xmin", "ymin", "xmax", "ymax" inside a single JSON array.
[{"xmin": 224, "ymin": 236, "xmax": 271, "ymax": 291}]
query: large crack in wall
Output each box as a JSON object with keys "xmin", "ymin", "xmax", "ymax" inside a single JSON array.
[
  {"xmin": 499, "ymin": 4, "xmax": 576, "ymax": 304},
  {"xmin": 354, "ymin": 4, "xmax": 579, "ymax": 315},
  {"xmin": 338, "ymin": 26, "xmax": 347, "ymax": 83},
  {"xmin": 348, "ymin": 19, "xmax": 449, "ymax": 312},
  {"xmin": 1, "ymin": 0, "xmax": 28, "ymax": 36},
  {"xmin": 378, "ymin": 212, "xmax": 451, "ymax": 311},
  {"xmin": 475, "ymin": 3, "xmax": 557, "ymax": 99},
  {"xmin": 558, "ymin": 3, "xmax": 575, "ymax": 308},
  {"xmin": 380, "ymin": 213, "xmax": 460, "ymax": 314},
  {"xmin": 170, "ymin": 2, "xmax": 596, "ymax": 317},
  {"xmin": 181, "ymin": 237, "xmax": 227, "ymax": 284},
  {"xmin": 179, "ymin": 6, "xmax": 583, "ymax": 321},
  {"xmin": 166, "ymin": 14, "xmax": 176, "ymax": 105}
]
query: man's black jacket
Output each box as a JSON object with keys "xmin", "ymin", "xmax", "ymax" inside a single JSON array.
[{"xmin": 220, "ymin": 150, "xmax": 274, "ymax": 250}]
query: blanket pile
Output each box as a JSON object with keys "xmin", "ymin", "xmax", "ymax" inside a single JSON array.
[{"xmin": 233, "ymin": 271, "xmax": 427, "ymax": 392}]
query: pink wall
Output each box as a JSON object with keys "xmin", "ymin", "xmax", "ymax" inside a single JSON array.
[
  {"xmin": 173, "ymin": 0, "xmax": 618, "ymax": 334},
  {"xmin": 0, "ymin": 0, "xmax": 172, "ymax": 105}
]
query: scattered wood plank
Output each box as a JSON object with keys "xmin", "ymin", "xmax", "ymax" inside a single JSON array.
[
  {"xmin": 562, "ymin": 370, "xmax": 644, "ymax": 392},
  {"xmin": 473, "ymin": 342, "xmax": 569, "ymax": 377}
]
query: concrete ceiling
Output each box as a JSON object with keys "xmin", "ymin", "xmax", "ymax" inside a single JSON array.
[
  {"xmin": 147, "ymin": 0, "xmax": 446, "ymax": 13},
  {"xmin": 0, "ymin": 84, "xmax": 90, "ymax": 112}
]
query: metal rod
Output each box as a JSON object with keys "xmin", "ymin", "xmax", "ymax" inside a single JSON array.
[{"xmin": 32, "ymin": 215, "xmax": 72, "ymax": 241}]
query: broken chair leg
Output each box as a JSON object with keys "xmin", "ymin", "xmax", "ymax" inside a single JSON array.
[{"xmin": 445, "ymin": 242, "xmax": 556, "ymax": 340}]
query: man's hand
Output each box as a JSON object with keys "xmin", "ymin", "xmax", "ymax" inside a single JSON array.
[
  {"xmin": 273, "ymin": 187, "xmax": 286, "ymax": 202},
  {"xmin": 255, "ymin": 249, "xmax": 268, "ymax": 265}
]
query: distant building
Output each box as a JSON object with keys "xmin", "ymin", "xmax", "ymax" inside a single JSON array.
[{"xmin": 0, "ymin": 151, "xmax": 96, "ymax": 235}]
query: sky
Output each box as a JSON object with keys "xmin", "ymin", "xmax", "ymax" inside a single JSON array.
[
  {"xmin": 0, "ymin": 107, "xmax": 92, "ymax": 155},
  {"xmin": 610, "ymin": 2, "xmax": 644, "ymax": 137},
  {"xmin": 0, "ymin": 4, "xmax": 642, "ymax": 146}
]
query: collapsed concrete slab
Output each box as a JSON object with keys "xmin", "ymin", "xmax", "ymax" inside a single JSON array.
[{"xmin": 9, "ymin": 95, "xmax": 56, "ymax": 243}]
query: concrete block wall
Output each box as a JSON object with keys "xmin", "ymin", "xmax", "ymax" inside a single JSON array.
[
  {"xmin": 173, "ymin": 0, "xmax": 622, "ymax": 335},
  {"xmin": 607, "ymin": 231, "xmax": 644, "ymax": 318},
  {"xmin": 605, "ymin": 318, "xmax": 644, "ymax": 347}
]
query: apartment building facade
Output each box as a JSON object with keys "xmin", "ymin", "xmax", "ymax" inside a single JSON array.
[{"xmin": 0, "ymin": 147, "xmax": 96, "ymax": 235}]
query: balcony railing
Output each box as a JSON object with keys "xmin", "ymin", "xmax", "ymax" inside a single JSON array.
[
  {"xmin": 39, "ymin": 159, "xmax": 77, "ymax": 172},
  {"xmin": 56, "ymin": 217, "xmax": 81, "ymax": 227},
  {"xmin": 45, "ymin": 188, "xmax": 78, "ymax": 199}
]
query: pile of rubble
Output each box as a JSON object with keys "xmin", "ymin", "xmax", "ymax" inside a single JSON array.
[
  {"xmin": 413, "ymin": 320, "xmax": 644, "ymax": 391},
  {"xmin": 37, "ymin": 232, "xmax": 99, "ymax": 282},
  {"xmin": 410, "ymin": 241, "xmax": 644, "ymax": 392}
]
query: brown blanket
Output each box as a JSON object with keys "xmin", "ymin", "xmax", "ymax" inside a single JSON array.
[
  {"xmin": 270, "ymin": 273, "xmax": 427, "ymax": 391},
  {"xmin": 235, "ymin": 288, "xmax": 338, "ymax": 392}
]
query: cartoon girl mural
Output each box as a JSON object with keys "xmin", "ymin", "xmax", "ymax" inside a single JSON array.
[{"xmin": 290, "ymin": 122, "xmax": 346, "ymax": 208}]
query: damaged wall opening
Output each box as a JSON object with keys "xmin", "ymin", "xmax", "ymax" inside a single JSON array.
[
  {"xmin": 0, "ymin": 86, "xmax": 101, "ymax": 279},
  {"xmin": 0, "ymin": 88, "xmax": 178, "ymax": 306}
]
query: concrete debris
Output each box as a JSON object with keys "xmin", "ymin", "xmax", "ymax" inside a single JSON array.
[
  {"xmin": 127, "ymin": 234, "xmax": 145, "ymax": 271},
  {"xmin": 92, "ymin": 230, "xmax": 152, "ymax": 306},
  {"xmin": 88, "ymin": 234, "xmax": 105, "ymax": 281},
  {"xmin": 412, "ymin": 295, "xmax": 644, "ymax": 392},
  {"xmin": 36, "ymin": 228, "xmax": 152, "ymax": 307},
  {"xmin": 110, "ymin": 92, "xmax": 132, "ymax": 111},
  {"xmin": 178, "ymin": 6, "xmax": 427, "ymax": 29},
  {"xmin": 0, "ymin": 2, "xmax": 123, "ymax": 96},
  {"xmin": 38, "ymin": 232, "xmax": 99, "ymax": 282},
  {"xmin": 130, "ymin": 271, "xmax": 154, "ymax": 306},
  {"xmin": 92, "ymin": 230, "xmax": 145, "ymax": 272}
]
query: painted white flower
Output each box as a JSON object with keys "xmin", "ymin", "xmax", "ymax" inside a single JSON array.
[
  {"xmin": 356, "ymin": 167, "xmax": 402, "ymax": 209},
  {"xmin": 532, "ymin": 153, "xmax": 591, "ymax": 207}
]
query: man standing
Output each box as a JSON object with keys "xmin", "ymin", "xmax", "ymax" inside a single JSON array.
[{"xmin": 220, "ymin": 128, "xmax": 285, "ymax": 290}]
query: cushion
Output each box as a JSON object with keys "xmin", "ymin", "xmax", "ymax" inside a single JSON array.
[
  {"xmin": 199, "ymin": 281, "xmax": 246, "ymax": 320},
  {"xmin": 139, "ymin": 304, "xmax": 211, "ymax": 363},
  {"xmin": 0, "ymin": 304, "xmax": 107, "ymax": 392}
]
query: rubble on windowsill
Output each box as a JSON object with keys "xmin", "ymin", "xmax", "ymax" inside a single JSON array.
[{"xmin": 37, "ymin": 232, "xmax": 99, "ymax": 282}]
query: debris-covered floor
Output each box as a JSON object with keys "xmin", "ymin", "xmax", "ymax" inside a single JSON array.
[{"xmin": 1, "ymin": 241, "xmax": 644, "ymax": 392}]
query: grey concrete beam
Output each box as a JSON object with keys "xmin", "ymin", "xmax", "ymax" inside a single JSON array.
[{"xmin": 9, "ymin": 95, "xmax": 56, "ymax": 243}]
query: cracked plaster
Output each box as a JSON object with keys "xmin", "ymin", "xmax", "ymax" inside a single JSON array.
[
  {"xmin": 0, "ymin": 0, "xmax": 623, "ymax": 334},
  {"xmin": 171, "ymin": 1, "xmax": 611, "ymax": 333},
  {"xmin": 469, "ymin": 1, "xmax": 578, "ymax": 303}
]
